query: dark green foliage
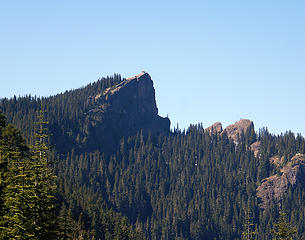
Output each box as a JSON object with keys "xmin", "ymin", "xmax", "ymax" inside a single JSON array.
[
  {"xmin": 0, "ymin": 110, "xmax": 58, "ymax": 239},
  {"xmin": 0, "ymin": 74, "xmax": 122, "ymax": 152},
  {"xmin": 242, "ymin": 206, "xmax": 257, "ymax": 240},
  {"xmin": 28, "ymin": 109, "xmax": 58, "ymax": 239},
  {"xmin": 271, "ymin": 211, "xmax": 297, "ymax": 240},
  {"xmin": 58, "ymin": 203, "xmax": 78, "ymax": 239},
  {"xmin": 0, "ymin": 118, "xmax": 32, "ymax": 239},
  {"xmin": 1, "ymin": 75, "xmax": 305, "ymax": 239}
]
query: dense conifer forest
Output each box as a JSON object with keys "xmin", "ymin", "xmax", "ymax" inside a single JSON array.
[{"xmin": 1, "ymin": 74, "xmax": 304, "ymax": 239}]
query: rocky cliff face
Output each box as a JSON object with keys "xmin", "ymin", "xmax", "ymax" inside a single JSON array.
[
  {"xmin": 257, "ymin": 153, "xmax": 305, "ymax": 209},
  {"xmin": 223, "ymin": 119, "xmax": 254, "ymax": 142},
  {"xmin": 250, "ymin": 141, "xmax": 261, "ymax": 158},
  {"xmin": 85, "ymin": 72, "xmax": 170, "ymax": 150},
  {"xmin": 99, "ymin": 72, "xmax": 159, "ymax": 116},
  {"xmin": 205, "ymin": 122, "xmax": 223, "ymax": 135},
  {"xmin": 206, "ymin": 119, "xmax": 254, "ymax": 140},
  {"xmin": 205, "ymin": 119, "xmax": 254, "ymax": 140},
  {"xmin": 206, "ymin": 119, "xmax": 260, "ymax": 156}
]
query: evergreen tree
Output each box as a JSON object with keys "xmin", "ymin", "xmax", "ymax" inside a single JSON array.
[
  {"xmin": 2, "ymin": 75, "xmax": 305, "ymax": 239},
  {"xmin": 0, "ymin": 109, "xmax": 58, "ymax": 239},
  {"xmin": 58, "ymin": 203, "xmax": 78, "ymax": 240},
  {"xmin": 0, "ymin": 113, "xmax": 33, "ymax": 239},
  {"xmin": 28, "ymin": 108, "xmax": 58, "ymax": 239},
  {"xmin": 242, "ymin": 207, "xmax": 257, "ymax": 240},
  {"xmin": 271, "ymin": 211, "xmax": 297, "ymax": 240}
]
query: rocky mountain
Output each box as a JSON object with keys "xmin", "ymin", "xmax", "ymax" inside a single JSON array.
[
  {"xmin": 85, "ymin": 72, "xmax": 170, "ymax": 150},
  {"xmin": 206, "ymin": 118, "xmax": 305, "ymax": 211},
  {"xmin": 207, "ymin": 119, "xmax": 262, "ymax": 159},
  {"xmin": 257, "ymin": 153, "xmax": 305, "ymax": 209},
  {"xmin": 205, "ymin": 122, "xmax": 223, "ymax": 134},
  {"xmin": 2, "ymin": 72, "xmax": 305, "ymax": 239},
  {"xmin": 223, "ymin": 119, "xmax": 254, "ymax": 142},
  {"xmin": 250, "ymin": 141, "xmax": 261, "ymax": 157},
  {"xmin": 206, "ymin": 119, "xmax": 254, "ymax": 141}
]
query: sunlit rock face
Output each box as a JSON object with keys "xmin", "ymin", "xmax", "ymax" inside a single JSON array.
[
  {"xmin": 205, "ymin": 122, "xmax": 223, "ymax": 135},
  {"xmin": 223, "ymin": 119, "xmax": 254, "ymax": 142},
  {"xmin": 257, "ymin": 153, "xmax": 305, "ymax": 209}
]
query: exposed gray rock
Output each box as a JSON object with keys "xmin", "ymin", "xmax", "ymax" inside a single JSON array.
[
  {"xmin": 250, "ymin": 141, "xmax": 261, "ymax": 157},
  {"xmin": 223, "ymin": 119, "xmax": 254, "ymax": 142},
  {"xmin": 205, "ymin": 122, "xmax": 223, "ymax": 135},
  {"xmin": 269, "ymin": 155, "xmax": 285, "ymax": 167},
  {"xmin": 256, "ymin": 153, "xmax": 305, "ymax": 209},
  {"xmin": 85, "ymin": 72, "xmax": 170, "ymax": 150}
]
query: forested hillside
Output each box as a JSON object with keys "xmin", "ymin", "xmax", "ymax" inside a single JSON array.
[{"xmin": 1, "ymin": 73, "xmax": 305, "ymax": 239}]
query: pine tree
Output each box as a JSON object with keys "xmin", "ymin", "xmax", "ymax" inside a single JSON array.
[
  {"xmin": 0, "ymin": 109, "xmax": 58, "ymax": 239},
  {"xmin": 271, "ymin": 211, "xmax": 297, "ymax": 240},
  {"xmin": 0, "ymin": 115, "xmax": 33, "ymax": 239},
  {"xmin": 29, "ymin": 108, "xmax": 58, "ymax": 239},
  {"xmin": 242, "ymin": 207, "xmax": 257, "ymax": 240},
  {"xmin": 58, "ymin": 203, "xmax": 78, "ymax": 240}
]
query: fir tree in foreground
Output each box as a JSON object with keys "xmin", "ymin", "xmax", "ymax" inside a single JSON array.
[
  {"xmin": 0, "ymin": 109, "xmax": 143, "ymax": 240},
  {"xmin": 29, "ymin": 109, "xmax": 58, "ymax": 239},
  {"xmin": 0, "ymin": 110, "xmax": 58, "ymax": 239},
  {"xmin": 0, "ymin": 116, "xmax": 32, "ymax": 239},
  {"xmin": 2, "ymin": 75, "xmax": 305, "ymax": 239}
]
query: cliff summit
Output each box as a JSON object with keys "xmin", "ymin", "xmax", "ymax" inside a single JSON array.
[{"xmin": 86, "ymin": 72, "xmax": 170, "ymax": 150}]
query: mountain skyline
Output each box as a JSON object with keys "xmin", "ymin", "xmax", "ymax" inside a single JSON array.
[
  {"xmin": 1, "ymin": 1, "xmax": 305, "ymax": 135},
  {"xmin": 1, "ymin": 72, "xmax": 304, "ymax": 239}
]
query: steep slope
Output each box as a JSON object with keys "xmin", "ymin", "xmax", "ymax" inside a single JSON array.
[
  {"xmin": 85, "ymin": 72, "xmax": 170, "ymax": 150},
  {"xmin": 2, "ymin": 73, "xmax": 305, "ymax": 239},
  {"xmin": 0, "ymin": 73, "xmax": 170, "ymax": 153},
  {"xmin": 257, "ymin": 153, "xmax": 305, "ymax": 209}
]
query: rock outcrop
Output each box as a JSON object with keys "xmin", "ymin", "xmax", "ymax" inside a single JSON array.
[
  {"xmin": 223, "ymin": 119, "xmax": 254, "ymax": 142},
  {"xmin": 205, "ymin": 122, "xmax": 223, "ymax": 135},
  {"xmin": 206, "ymin": 119, "xmax": 260, "ymax": 156},
  {"xmin": 269, "ymin": 155, "xmax": 285, "ymax": 167},
  {"xmin": 250, "ymin": 141, "xmax": 261, "ymax": 157},
  {"xmin": 257, "ymin": 153, "xmax": 305, "ymax": 209},
  {"xmin": 85, "ymin": 72, "xmax": 170, "ymax": 150}
]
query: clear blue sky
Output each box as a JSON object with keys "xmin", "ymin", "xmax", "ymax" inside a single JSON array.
[{"xmin": 1, "ymin": 1, "xmax": 305, "ymax": 135}]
